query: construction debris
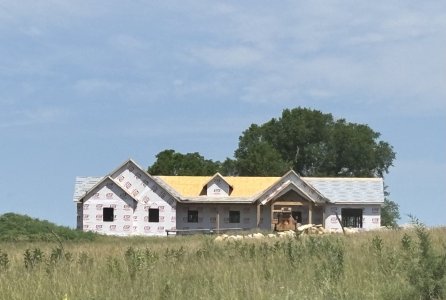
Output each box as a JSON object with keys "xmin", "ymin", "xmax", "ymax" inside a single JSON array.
[
  {"xmin": 297, "ymin": 224, "xmax": 326, "ymax": 235},
  {"xmin": 212, "ymin": 224, "xmax": 370, "ymax": 242}
]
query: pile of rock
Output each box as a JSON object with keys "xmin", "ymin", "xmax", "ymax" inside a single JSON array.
[
  {"xmin": 343, "ymin": 227, "xmax": 360, "ymax": 234},
  {"xmin": 297, "ymin": 224, "xmax": 363, "ymax": 235},
  {"xmin": 213, "ymin": 224, "xmax": 367, "ymax": 242},
  {"xmin": 297, "ymin": 224, "xmax": 326, "ymax": 235},
  {"xmin": 214, "ymin": 230, "xmax": 296, "ymax": 242},
  {"xmin": 276, "ymin": 230, "xmax": 297, "ymax": 238},
  {"xmin": 214, "ymin": 232, "xmax": 273, "ymax": 242}
]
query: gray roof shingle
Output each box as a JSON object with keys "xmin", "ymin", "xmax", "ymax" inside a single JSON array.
[
  {"xmin": 303, "ymin": 177, "xmax": 384, "ymax": 203},
  {"xmin": 73, "ymin": 176, "xmax": 103, "ymax": 202}
]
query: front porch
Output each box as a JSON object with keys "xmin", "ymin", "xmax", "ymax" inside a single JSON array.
[{"xmin": 259, "ymin": 190, "xmax": 325, "ymax": 231}]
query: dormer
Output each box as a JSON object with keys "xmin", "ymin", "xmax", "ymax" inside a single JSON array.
[{"xmin": 204, "ymin": 173, "xmax": 232, "ymax": 197}]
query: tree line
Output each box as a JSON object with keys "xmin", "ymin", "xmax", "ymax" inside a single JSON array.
[{"xmin": 147, "ymin": 107, "xmax": 399, "ymax": 226}]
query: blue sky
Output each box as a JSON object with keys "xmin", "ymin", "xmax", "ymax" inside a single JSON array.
[{"xmin": 0, "ymin": 1, "xmax": 445, "ymax": 227}]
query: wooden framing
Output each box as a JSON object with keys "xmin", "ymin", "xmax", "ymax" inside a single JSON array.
[
  {"xmin": 308, "ymin": 202, "xmax": 313, "ymax": 224},
  {"xmin": 256, "ymin": 204, "xmax": 260, "ymax": 228},
  {"xmin": 216, "ymin": 209, "xmax": 220, "ymax": 234}
]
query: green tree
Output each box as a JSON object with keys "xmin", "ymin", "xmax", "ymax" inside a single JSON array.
[
  {"xmin": 219, "ymin": 158, "xmax": 238, "ymax": 176},
  {"xmin": 381, "ymin": 186, "xmax": 401, "ymax": 227},
  {"xmin": 234, "ymin": 107, "xmax": 398, "ymax": 225},
  {"xmin": 235, "ymin": 108, "xmax": 396, "ymax": 177},
  {"xmin": 147, "ymin": 108, "xmax": 399, "ymax": 226},
  {"xmin": 234, "ymin": 124, "xmax": 290, "ymax": 176},
  {"xmin": 148, "ymin": 149, "xmax": 221, "ymax": 176},
  {"xmin": 381, "ymin": 198, "xmax": 400, "ymax": 227}
]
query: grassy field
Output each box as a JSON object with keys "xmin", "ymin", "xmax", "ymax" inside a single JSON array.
[{"xmin": 0, "ymin": 225, "xmax": 445, "ymax": 300}]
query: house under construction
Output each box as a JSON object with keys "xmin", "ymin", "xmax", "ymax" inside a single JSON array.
[{"xmin": 73, "ymin": 159, "xmax": 384, "ymax": 236}]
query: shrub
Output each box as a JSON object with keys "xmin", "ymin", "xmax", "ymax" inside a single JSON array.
[
  {"xmin": 0, "ymin": 249, "xmax": 9, "ymax": 271},
  {"xmin": 0, "ymin": 213, "xmax": 98, "ymax": 242},
  {"xmin": 406, "ymin": 217, "xmax": 446, "ymax": 299}
]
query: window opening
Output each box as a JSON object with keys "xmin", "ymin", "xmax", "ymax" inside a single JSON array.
[
  {"xmin": 103, "ymin": 207, "xmax": 114, "ymax": 222},
  {"xmin": 187, "ymin": 210, "xmax": 198, "ymax": 223},
  {"xmin": 229, "ymin": 211, "xmax": 240, "ymax": 223},
  {"xmin": 148, "ymin": 208, "xmax": 159, "ymax": 222},
  {"xmin": 341, "ymin": 208, "xmax": 363, "ymax": 228}
]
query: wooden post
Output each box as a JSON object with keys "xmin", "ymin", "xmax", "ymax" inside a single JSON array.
[
  {"xmin": 216, "ymin": 209, "xmax": 220, "ymax": 234},
  {"xmin": 256, "ymin": 204, "xmax": 261, "ymax": 228},
  {"xmin": 308, "ymin": 203, "xmax": 313, "ymax": 225},
  {"xmin": 322, "ymin": 206, "xmax": 326, "ymax": 228},
  {"xmin": 335, "ymin": 212, "xmax": 345, "ymax": 235},
  {"xmin": 270, "ymin": 204, "xmax": 274, "ymax": 231}
]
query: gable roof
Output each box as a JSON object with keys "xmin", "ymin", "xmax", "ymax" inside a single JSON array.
[
  {"xmin": 202, "ymin": 172, "xmax": 233, "ymax": 195},
  {"xmin": 205, "ymin": 173, "xmax": 232, "ymax": 188},
  {"xmin": 73, "ymin": 176, "xmax": 103, "ymax": 202},
  {"xmin": 79, "ymin": 176, "xmax": 137, "ymax": 203},
  {"xmin": 73, "ymin": 159, "xmax": 181, "ymax": 203},
  {"xmin": 259, "ymin": 180, "xmax": 324, "ymax": 205},
  {"xmin": 73, "ymin": 159, "xmax": 385, "ymax": 205},
  {"xmin": 156, "ymin": 172, "xmax": 384, "ymax": 204},
  {"xmin": 257, "ymin": 170, "xmax": 328, "ymax": 205}
]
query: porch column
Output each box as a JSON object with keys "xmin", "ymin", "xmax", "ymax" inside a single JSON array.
[
  {"xmin": 322, "ymin": 206, "xmax": 325, "ymax": 227},
  {"xmin": 308, "ymin": 203, "xmax": 313, "ymax": 225},
  {"xmin": 256, "ymin": 204, "xmax": 261, "ymax": 228},
  {"xmin": 270, "ymin": 204, "xmax": 274, "ymax": 230},
  {"xmin": 216, "ymin": 209, "xmax": 220, "ymax": 234}
]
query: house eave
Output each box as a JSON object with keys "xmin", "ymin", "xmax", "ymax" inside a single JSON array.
[
  {"xmin": 179, "ymin": 196, "xmax": 254, "ymax": 204},
  {"xmin": 331, "ymin": 201, "xmax": 384, "ymax": 205},
  {"xmin": 78, "ymin": 176, "xmax": 137, "ymax": 203}
]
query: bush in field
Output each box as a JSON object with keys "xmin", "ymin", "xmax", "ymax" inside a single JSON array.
[
  {"xmin": 404, "ymin": 218, "xmax": 446, "ymax": 299},
  {"xmin": 0, "ymin": 249, "xmax": 9, "ymax": 270},
  {"xmin": 124, "ymin": 246, "xmax": 160, "ymax": 280},
  {"xmin": 0, "ymin": 213, "xmax": 97, "ymax": 242},
  {"xmin": 24, "ymin": 248, "xmax": 44, "ymax": 270},
  {"xmin": 370, "ymin": 218, "xmax": 446, "ymax": 300}
]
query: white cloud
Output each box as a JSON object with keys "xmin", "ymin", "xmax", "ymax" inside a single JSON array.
[
  {"xmin": 0, "ymin": 1, "xmax": 445, "ymax": 117},
  {"xmin": 187, "ymin": 1, "xmax": 446, "ymax": 115}
]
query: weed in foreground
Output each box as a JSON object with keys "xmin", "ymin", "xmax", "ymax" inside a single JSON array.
[
  {"xmin": 406, "ymin": 217, "xmax": 446, "ymax": 300},
  {"xmin": 0, "ymin": 249, "xmax": 8, "ymax": 271}
]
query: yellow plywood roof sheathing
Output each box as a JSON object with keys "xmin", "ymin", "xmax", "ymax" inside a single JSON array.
[{"xmin": 157, "ymin": 176, "xmax": 279, "ymax": 197}]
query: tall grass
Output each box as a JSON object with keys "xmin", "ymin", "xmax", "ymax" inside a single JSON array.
[{"xmin": 0, "ymin": 226, "xmax": 445, "ymax": 299}]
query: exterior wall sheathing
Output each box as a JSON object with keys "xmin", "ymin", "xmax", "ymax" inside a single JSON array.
[
  {"xmin": 78, "ymin": 164, "xmax": 176, "ymax": 236},
  {"xmin": 176, "ymin": 203, "xmax": 257, "ymax": 231},
  {"xmin": 324, "ymin": 204, "xmax": 381, "ymax": 232}
]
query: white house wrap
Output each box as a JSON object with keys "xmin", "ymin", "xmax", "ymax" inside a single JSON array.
[{"xmin": 73, "ymin": 159, "xmax": 384, "ymax": 236}]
